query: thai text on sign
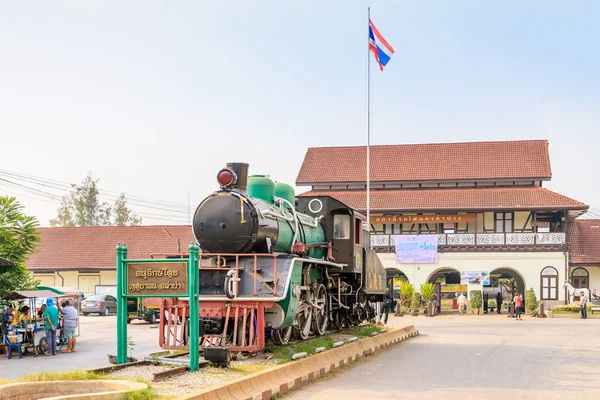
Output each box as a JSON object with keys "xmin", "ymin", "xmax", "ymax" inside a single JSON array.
[
  {"xmin": 127, "ymin": 262, "xmax": 188, "ymax": 296},
  {"xmin": 370, "ymin": 213, "xmax": 477, "ymax": 224}
]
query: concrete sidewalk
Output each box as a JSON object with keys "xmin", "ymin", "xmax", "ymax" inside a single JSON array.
[{"xmin": 283, "ymin": 314, "xmax": 600, "ymax": 399}]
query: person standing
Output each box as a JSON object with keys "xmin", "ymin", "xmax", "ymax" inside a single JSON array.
[
  {"xmin": 43, "ymin": 298, "xmax": 59, "ymax": 356},
  {"xmin": 457, "ymin": 293, "xmax": 467, "ymax": 315},
  {"xmin": 496, "ymin": 292, "xmax": 503, "ymax": 314},
  {"xmin": 580, "ymin": 291, "xmax": 589, "ymax": 319},
  {"xmin": 513, "ymin": 292, "xmax": 523, "ymax": 321},
  {"xmin": 58, "ymin": 301, "xmax": 79, "ymax": 352},
  {"xmin": 2, "ymin": 304, "xmax": 15, "ymax": 357}
]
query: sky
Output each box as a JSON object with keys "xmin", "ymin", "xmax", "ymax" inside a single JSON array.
[{"xmin": 1, "ymin": 1, "xmax": 599, "ymax": 226}]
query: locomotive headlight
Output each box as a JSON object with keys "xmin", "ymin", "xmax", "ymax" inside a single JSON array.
[{"xmin": 217, "ymin": 168, "xmax": 237, "ymax": 190}]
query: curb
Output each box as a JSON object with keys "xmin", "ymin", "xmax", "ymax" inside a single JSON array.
[{"xmin": 179, "ymin": 324, "xmax": 419, "ymax": 400}]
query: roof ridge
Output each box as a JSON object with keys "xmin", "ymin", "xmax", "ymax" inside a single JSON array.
[
  {"xmin": 305, "ymin": 139, "xmax": 549, "ymax": 151},
  {"xmin": 37, "ymin": 225, "xmax": 192, "ymax": 230}
]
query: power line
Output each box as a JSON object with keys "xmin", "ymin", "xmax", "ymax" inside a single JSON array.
[
  {"xmin": 0, "ymin": 169, "xmax": 191, "ymax": 211},
  {"xmin": 0, "ymin": 176, "xmax": 193, "ymax": 224},
  {"xmin": 0, "ymin": 169, "xmax": 192, "ymax": 214}
]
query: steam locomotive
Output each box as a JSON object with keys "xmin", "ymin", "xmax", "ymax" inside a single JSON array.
[{"xmin": 160, "ymin": 162, "xmax": 387, "ymax": 355}]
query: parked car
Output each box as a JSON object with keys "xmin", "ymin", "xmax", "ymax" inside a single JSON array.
[{"xmin": 80, "ymin": 294, "xmax": 117, "ymax": 316}]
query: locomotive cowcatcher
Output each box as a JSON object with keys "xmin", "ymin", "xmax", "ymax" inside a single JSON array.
[{"xmin": 159, "ymin": 162, "xmax": 387, "ymax": 359}]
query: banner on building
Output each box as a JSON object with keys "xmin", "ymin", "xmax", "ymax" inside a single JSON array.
[
  {"xmin": 460, "ymin": 271, "xmax": 490, "ymax": 285},
  {"xmin": 370, "ymin": 213, "xmax": 477, "ymax": 224},
  {"xmin": 393, "ymin": 235, "xmax": 438, "ymax": 264}
]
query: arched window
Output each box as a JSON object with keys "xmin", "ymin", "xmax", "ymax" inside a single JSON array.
[
  {"xmin": 540, "ymin": 267, "xmax": 558, "ymax": 300},
  {"xmin": 571, "ymin": 268, "xmax": 589, "ymax": 289}
]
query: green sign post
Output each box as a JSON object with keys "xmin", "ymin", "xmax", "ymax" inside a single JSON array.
[{"xmin": 116, "ymin": 243, "xmax": 200, "ymax": 371}]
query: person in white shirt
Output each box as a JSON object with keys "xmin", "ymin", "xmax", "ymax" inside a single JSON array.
[{"xmin": 58, "ymin": 301, "xmax": 79, "ymax": 352}]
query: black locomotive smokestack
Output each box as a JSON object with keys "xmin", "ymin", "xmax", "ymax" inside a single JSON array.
[{"xmin": 227, "ymin": 162, "xmax": 249, "ymax": 191}]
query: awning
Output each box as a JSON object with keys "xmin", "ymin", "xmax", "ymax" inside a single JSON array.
[
  {"xmin": 37, "ymin": 286, "xmax": 85, "ymax": 298},
  {"xmin": 2, "ymin": 290, "xmax": 70, "ymax": 300}
]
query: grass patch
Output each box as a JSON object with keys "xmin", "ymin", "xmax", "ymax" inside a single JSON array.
[
  {"xmin": 0, "ymin": 370, "xmax": 110, "ymax": 385},
  {"xmin": 228, "ymin": 363, "xmax": 272, "ymax": 375},
  {"xmin": 349, "ymin": 324, "xmax": 384, "ymax": 338},
  {"xmin": 265, "ymin": 335, "xmax": 335, "ymax": 363},
  {"xmin": 124, "ymin": 379, "xmax": 157, "ymax": 400}
]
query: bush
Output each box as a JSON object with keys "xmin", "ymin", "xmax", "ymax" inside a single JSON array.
[
  {"xmin": 470, "ymin": 290, "xmax": 482, "ymax": 309},
  {"xmin": 420, "ymin": 283, "xmax": 435, "ymax": 302},
  {"xmin": 552, "ymin": 304, "xmax": 594, "ymax": 314},
  {"xmin": 525, "ymin": 288, "xmax": 538, "ymax": 311},
  {"xmin": 410, "ymin": 292, "xmax": 421, "ymax": 309}
]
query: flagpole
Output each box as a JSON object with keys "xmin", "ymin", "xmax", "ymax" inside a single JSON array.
[{"xmin": 367, "ymin": 6, "xmax": 372, "ymax": 249}]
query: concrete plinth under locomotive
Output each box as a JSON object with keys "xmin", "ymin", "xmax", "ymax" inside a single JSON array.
[{"xmin": 159, "ymin": 162, "xmax": 387, "ymax": 355}]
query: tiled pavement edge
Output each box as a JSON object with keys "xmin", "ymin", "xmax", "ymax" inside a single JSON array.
[{"xmin": 179, "ymin": 324, "xmax": 419, "ymax": 400}]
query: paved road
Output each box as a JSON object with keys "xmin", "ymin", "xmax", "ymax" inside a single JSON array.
[
  {"xmin": 283, "ymin": 314, "xmax": 600, "ymax": 400},
  {"xmin": 0, "ymin": 315, "xmax": 163, "ymax": 379}
]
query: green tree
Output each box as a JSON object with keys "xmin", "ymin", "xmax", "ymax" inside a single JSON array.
[
  {"xmin": 50, "ymin": 172, "xmax": 141, "ymax": 227},
  {"xmin": 0, "ymin": 196, "xmax": 40, "ymax": 297},
  {"xmin": 525, "ymin": 287, "xmax": 538, "ymax": 311},
  {"xmin": 113, "ymin": 194, "xmax": 142, "ymax": 226}
]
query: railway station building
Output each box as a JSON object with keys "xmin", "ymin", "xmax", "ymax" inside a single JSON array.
[
  {"xmin": 296, "ymin": 139, "xmax": 591, "ymax": 310},
  {"xmin": 567, "ymin": 219, "xmax": 600, "ymax": 294}
]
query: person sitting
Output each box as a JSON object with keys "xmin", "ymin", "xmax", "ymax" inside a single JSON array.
[{"xmin": 19, "ymin": 306, "xmax": 32, "ymax": 325}]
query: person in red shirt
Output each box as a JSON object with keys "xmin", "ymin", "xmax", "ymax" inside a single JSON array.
[{"xmin": 513, "ymin": 292, "xmax": 523, "ymax": 321}]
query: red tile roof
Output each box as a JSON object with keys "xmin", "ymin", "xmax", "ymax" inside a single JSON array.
[
  {"xmin": 296, "ymin": 140, "xmax": 552, "ymax": 184},
  {"xmin": 298, "ymin": 187, "xmax": 587, "ymax": 212},
  {"xmin": 569, "ymin": 220, "xmax": 600, "ymax": 265},
  {"xmin": 27, "ymin": 226, "xmax": 195, "ymax": 271}
]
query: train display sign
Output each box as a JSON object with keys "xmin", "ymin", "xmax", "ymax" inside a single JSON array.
[
  {"xmin": 126, "ymin": 262, "xmax": 188, "ymax": 296},
  {"xmin": 116, "ymin": 244, "xmax": 200, "ymax": 371}
]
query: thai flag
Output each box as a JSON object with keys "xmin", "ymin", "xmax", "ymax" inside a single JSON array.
[{"xmin": 369, "ymin": 19, "xmax": 394, "ymax": 71}]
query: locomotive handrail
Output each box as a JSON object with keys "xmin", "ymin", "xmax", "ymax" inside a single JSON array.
[{"xmin": 198, "ymin": 252, "xmax": 279, "ymax": 298}]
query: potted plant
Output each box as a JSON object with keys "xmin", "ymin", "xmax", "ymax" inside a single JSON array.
[
  {"xmin": 470, "ymin": 290, "xmax": 482, "ymax": 315},
  {"xmin": 420, "ymin": 283, "xmax": 435, "ymax": 317},
  {"xmin": 410, "ymin": 292, "xmax": 421, "ymax": 316},
  {"xmin": 399, "ymin": 281, "xmax": 415, "ymax": 316}
]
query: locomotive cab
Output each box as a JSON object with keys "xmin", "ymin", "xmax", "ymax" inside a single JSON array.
[{"xmin": 296, "ymin": 196, "xmax": 365, "ymax": 273}]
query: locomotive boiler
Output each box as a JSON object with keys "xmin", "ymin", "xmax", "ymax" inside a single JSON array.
[{"xmin": 160, "ymin": 162, "xmax": 387, "ymax": 356}]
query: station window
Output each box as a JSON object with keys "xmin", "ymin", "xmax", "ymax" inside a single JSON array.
[
  {"xmin": 443, "ymin": 223, "xmax": 455, "ymax": 234},
  {"xmin": 495, "ymin": 212, "xmax": 514, "ymax": 233},
  {"xmin": 540, "ymin": 267, "xmax": 558, "ymax": 300},
  {"xmin": 571, "ymin": 268, "xmax": 589, "ymax": 289},
  {"xmin": 333, "ymin": 215, "xmax": 350, "ymax": 239}
]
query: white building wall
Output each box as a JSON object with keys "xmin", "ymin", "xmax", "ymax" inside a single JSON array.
[
  {"xmin": 32, "ymin": 270, "xmax": 117, "ymax": 297},
  {"xmin": 569, "ymin": 265, "xmax": 600, "ymax": 293},
  {"xmin": 588, "ymin": 267, "xmax": 600, "ymax": 292},
  {"xmin": 379, "ymin": 251, "xmax": 568, "ymax": 305}
]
